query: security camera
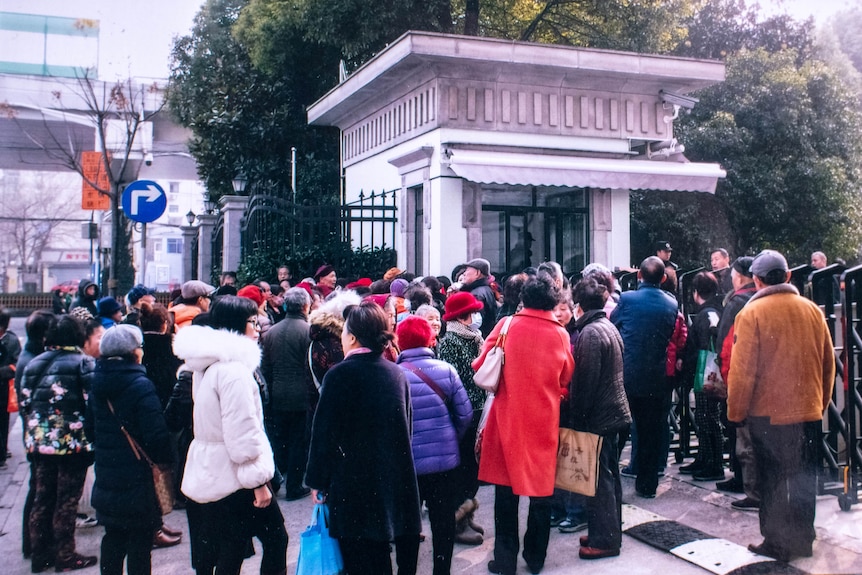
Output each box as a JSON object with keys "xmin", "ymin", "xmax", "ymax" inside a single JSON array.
[
  {"xmin": 144, "ymin": 152, "xmax": 154, "ymax": 166},
  {"xmin": 660, "ymin": 90, "xmax": 698, "ymax": 110}
]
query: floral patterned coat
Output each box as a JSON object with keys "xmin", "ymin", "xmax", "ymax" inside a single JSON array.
[{"xmin": 19, "ymin": 347, "xmax": 95, "ymax": 455}]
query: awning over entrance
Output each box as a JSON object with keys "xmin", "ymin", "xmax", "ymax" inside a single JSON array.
[{"xmin": 444, "ymin": 149, "xmax": 725, "ymax": 193}]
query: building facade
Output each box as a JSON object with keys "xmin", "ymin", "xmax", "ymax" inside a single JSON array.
[{"xmin": 308, "ymin": 32, "xmax": 726, "ymax": 278}]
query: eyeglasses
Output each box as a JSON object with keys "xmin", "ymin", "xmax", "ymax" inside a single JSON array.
[{"xmin": 247, "ymin": 318, "xmax": 261, "ymax": 330}]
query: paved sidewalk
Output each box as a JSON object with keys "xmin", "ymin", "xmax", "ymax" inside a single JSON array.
[{"xmin": 2, "ymin": 413, "xmax": 862, "ymax": 574}]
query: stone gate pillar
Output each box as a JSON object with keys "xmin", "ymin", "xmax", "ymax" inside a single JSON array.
[
  {"xmin": 180, "ymin": 224, "xmax": 197, "ymax": 282},
  {"xmin": 220, "ymin": 195, "xmax": 250, "ymax": 274},
  {"xmin": 196, "ymin": 213, "xmax": 216, "ymax": 283}
]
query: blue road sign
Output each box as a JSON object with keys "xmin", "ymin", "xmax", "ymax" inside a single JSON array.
[{"xmin": 121, "ymin": 180, "xmax": 167, "ymax": 223}]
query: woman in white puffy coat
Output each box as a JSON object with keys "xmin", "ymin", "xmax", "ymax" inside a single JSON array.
[{"xmin": 173, "ymin": 295, "xmax": 287, "ymax": 575}]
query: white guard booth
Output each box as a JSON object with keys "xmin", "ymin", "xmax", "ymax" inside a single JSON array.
[{"xmin": 307, "ymin": 31, "xmax": 726, "ymax": 279}]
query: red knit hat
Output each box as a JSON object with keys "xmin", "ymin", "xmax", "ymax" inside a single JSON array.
[
  {"xmin": 396, "ymin": 315, "xmax": 433, "ymax": 350},
  {"xmin": 237, "ymin": 285, "xmax": 264, "ymax": 306},
  {"xmin": 442, "ymin": 291, "xmax": 483, "ymax": 322}
]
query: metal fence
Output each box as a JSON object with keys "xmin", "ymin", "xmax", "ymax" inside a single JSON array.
[{"xmin": 240, "ymin": 188, "xmax": 398, "ymax": 261}]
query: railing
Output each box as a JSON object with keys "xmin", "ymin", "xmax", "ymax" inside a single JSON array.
[{"xmin": 240, "ymin": 187, "xmax": 398, "ymax": 264}]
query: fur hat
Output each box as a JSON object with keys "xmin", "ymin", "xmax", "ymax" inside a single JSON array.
[
  {"xmin": 443, "ymin": 291, "xmax": 483, "ymax": 322},
  {"xmin": 396, "ymin": 315, "xmax": 433, "ymax": 350},
  {"xmin": 237, "ymin": 285, "xmax": 264, "ymax": 306},
  {"xmin": 99, "ymin": 324, "xmax": 143, "ymax": 358}
]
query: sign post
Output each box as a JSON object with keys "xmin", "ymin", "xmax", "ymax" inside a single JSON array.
[{"xmin": 122, "ymin": 180, "xmax": 167, "ymax": 286}]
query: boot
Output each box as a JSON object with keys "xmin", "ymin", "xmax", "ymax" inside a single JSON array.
[
  {"xmin": 454, "ymin": 518, "xmax": 483, "ymax": 545},
  {"xmin": 466, "ymin": 498, "xmax": 484, "ymax": 535},
  {"xmin": 454, "ymin": 498, "xmax": 477, "ymax": 523}
]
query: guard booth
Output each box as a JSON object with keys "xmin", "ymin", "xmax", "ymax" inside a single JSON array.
[{"xmin": 307, "ymin": 32, "xmax": 726, "ymax": 278}]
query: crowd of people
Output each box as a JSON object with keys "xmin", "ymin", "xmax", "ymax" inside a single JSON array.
[{"xmin": 2, "ymin": 247, "xmax": 836, "ymax": 574}]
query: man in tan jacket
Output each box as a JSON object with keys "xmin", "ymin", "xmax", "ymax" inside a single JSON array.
[{"xmin": 728, "ymin": 249, "xmax": 835, "ymax": 563}]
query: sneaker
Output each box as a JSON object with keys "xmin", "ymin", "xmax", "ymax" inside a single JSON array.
[
  {"xmin": 75, "ymin": 514, "xmax": 98, "ymax": 529},
  {"xmin": 731, "ymin": 497, "xmax": 760, "ymax": 511},
  {"xmin": 549, "ymin": 513, "xmax": 565, "ymax": 527},
  {"xmin": 558, "ymin": 518, "xmax": 588, "ymax": 533},
  {"xmin": 619, "ymin": 466, "xmax": 636, "ymax": 478}
]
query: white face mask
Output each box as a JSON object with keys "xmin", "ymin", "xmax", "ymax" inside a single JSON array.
[{"xmin": 470, "ymin": 312, "xmax": 483, "ymax": 330}]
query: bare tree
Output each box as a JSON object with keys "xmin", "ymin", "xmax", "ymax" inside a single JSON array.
[
  {"xmin": 0, "ymin": 172, "xmax": 80, "ymax": 274},
  {"xmin": 0, "ymin": 70, "xmax": 165, "ymax": 295}
]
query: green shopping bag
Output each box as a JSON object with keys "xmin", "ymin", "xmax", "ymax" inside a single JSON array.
[{"xmin": 694, "ymin": 338, "xmax": 723, "ymax": 394}]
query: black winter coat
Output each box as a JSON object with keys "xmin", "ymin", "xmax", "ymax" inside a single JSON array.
[
  {"xmin": 566, "ymin": 310, "xmax": 631, "ymax": 435},
  {"xmin": 464, "ymin": 278, "xmax": 498, "ymax": 338},
  {"xmin": 21, "ymin": 348, "xmax": 94, "ymax": 455},
  {"xmin": 682, "ymin": 295, "xmax": 724, "ymax": 381},
  {"xmin": 305, "ymin": 351, "xmax": 421, "ymax": 542},
  {"xmin": 261, "ymin": 312, "xmax": 311, "ymax": 412},
  {"xmin": 86, "ymin": 359, "xmax": 175, "ymax": 529},
  {"xmin": 142, "ymin": 332, "xmax": 182, "ymax": 409},
  {"xmin": 70, "ymin": 279, "xmax": 99, "ymax": 317}
]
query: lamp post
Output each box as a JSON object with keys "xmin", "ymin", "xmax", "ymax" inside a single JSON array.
[
  {"xmin": 186, "ymin": 209, "xmax": 197, "ymax": 226},
  {"xmin": 231, "ymin": 173, "xmax": 248, "ymax": 195}
]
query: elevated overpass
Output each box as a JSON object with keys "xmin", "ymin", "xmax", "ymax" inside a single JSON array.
[{"xmin": 0, "ymin": 72, "xmax": 198, "ymax": 181}]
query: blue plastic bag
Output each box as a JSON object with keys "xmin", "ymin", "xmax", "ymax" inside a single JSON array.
[{"xmin": 296, "ymin": 503, "xmax": 345, "ymax": 575}]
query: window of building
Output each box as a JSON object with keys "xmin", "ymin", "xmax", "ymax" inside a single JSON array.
[
  {"xmin": 166, "ymin": 238, "xmax": 182, "ymax": 254},
  {"xmin": 481, "ymin": 186, "xmax": 588, "ymax": 277},
  {"xmin": 169, "ymin": 182, "xmax": 179, "ymax": 195}
]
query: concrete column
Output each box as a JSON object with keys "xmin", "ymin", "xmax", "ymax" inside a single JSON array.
[
  {"xmin": 220, "ymin": 195, "xmax": 250, "ymax": 274},
  {"xmin": 196, "ymin": 213, "xmax": 216, "ymax": 283},
  {"xmin": 180, "ymin": 225, "xmax": 197, "ymax": 282},
  {"xmin": 590, "ymin": 188, "xmax": 631, "ymax": 270}
]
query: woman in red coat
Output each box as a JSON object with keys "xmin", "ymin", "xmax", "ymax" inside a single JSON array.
[{"xmin": 473, "ymin": 274, "xmax": 574, "ymax": 575}]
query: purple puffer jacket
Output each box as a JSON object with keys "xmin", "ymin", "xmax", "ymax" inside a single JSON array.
[{"xmin": 397, "ymin": 347, "xmax": 473, "ymax": 476}]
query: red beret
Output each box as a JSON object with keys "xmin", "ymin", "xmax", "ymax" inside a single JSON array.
[{"xmin": 237, "ymin": 285, "xmax": 264, "ymax": 306}]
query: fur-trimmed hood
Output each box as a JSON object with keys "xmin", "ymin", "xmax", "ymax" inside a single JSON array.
[{"xmin": 173, "ymin": 325, "xmax": 261, "ymax": 373}]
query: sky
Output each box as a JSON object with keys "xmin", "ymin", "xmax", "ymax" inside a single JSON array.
[
  {"xmin": 764, "ymin": 0, "xmax": 857, "ymax": 21},
  {"xmin": 0, "ymin": 0, "xmax": 855, "ymax": 81}
]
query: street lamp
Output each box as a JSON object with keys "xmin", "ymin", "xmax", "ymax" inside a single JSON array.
[
  {"xmin": 185, "ymin": 209, "xmax": 197, "ymax": 225},
  {"xmin": 203, "ymin": 193, "xmax": 217, "ymax": 214},
  {"xmin": 232, "ymin": 173, "xmax": 248, "ymax": 194}
]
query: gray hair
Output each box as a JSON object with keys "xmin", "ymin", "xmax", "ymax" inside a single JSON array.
[
  {"xmin": 414, "ymin": 304, "xmax": 439, "ymax": 319},
  {"xmin": 284, "ymin": 287, "xmax": 311, "ymax": 314}
]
